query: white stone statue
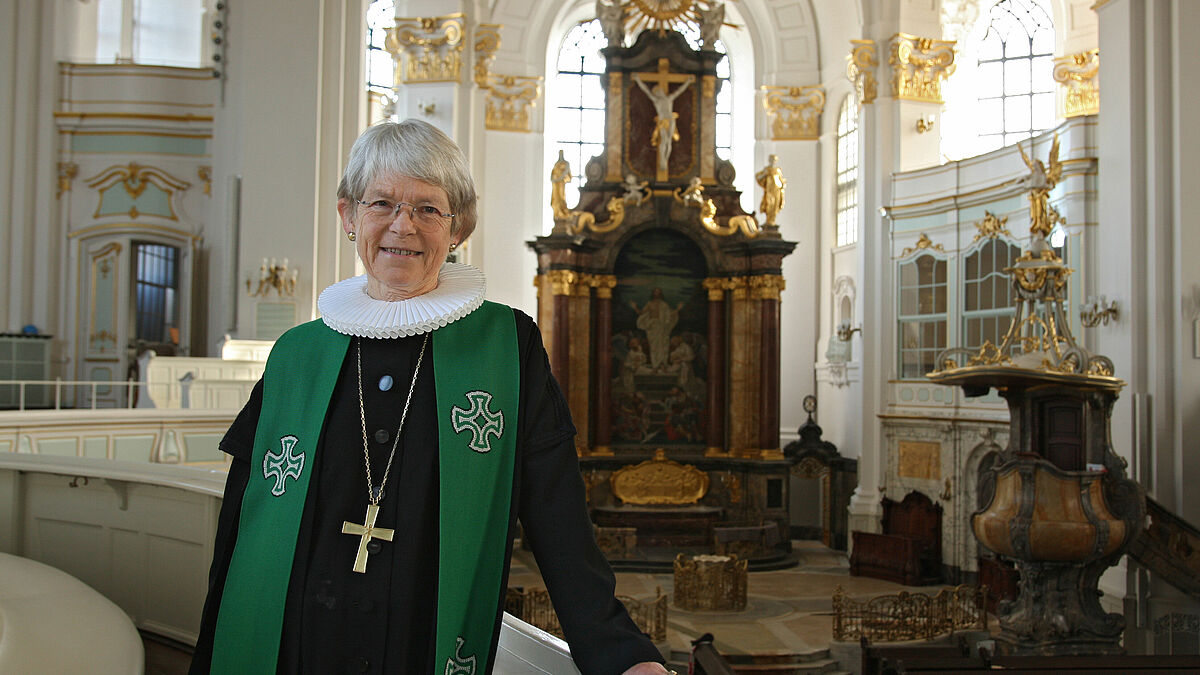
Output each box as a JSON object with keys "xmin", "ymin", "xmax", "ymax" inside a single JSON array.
[
  {"xmin": 698, "ymin": 3, "xmax": 725, "ymax": 49},
  {"xmin": 596, "ymin": 0, "xmax": 624, "ymax": 46}
]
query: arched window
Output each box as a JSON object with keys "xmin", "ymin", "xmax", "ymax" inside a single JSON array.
[
  {"xmin": 975, "ymin": 0, "xmax": 1055, "ymax": 152},
  {"xmin": 941, "ymin": 0, "xmax": 1056, "ymax": 160},
  {"xmin": 962, "ymin": 239, "xmax": 1020, "ymax": 352},
  {"xmin": 898, "ymin": 254, "xmax": 948, "ymax": 378},
  {"xmin": 548, "ymin": 20, "xmax": 610, "ymax": 211},
  {"xmin": 366, "ymin": 0, "xmax": 397, "ymax": 124},
  {"xmin": 546, "ymin": 19, "xmax": 734, "ymax": 220},
  {"xmin": 835, "ymin": 95, "xmax": 859, "ymax": 247}
]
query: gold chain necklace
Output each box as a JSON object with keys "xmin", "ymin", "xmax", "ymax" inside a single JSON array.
[{"xmin": 340, "ymin": 333, "xmax": 428, "ymax": 573}]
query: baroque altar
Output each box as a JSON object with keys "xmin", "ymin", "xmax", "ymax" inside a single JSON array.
[{"xmin": 529, "ymin": 10, "xmax": 796, "ymax": 563}]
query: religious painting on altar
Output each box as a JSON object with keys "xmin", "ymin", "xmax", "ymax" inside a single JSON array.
[{"xmin": 611, "ymin": 229, "xmax": 708, "ymax": 447}]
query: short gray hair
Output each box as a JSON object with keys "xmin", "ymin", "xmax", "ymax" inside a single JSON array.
[{"xmin": 337, "ymin": 119, "xmax": 478, "ymax": 240}]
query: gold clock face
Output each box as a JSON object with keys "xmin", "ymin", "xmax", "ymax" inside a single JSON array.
[{"xmin": 802, "ymin": 395, "xmax": 817, "ymax": 414}]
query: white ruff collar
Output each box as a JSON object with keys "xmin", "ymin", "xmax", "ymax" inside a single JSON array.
[{"xmin": 318, "ymin": 263, "xmax": 486, "ymax": 339}]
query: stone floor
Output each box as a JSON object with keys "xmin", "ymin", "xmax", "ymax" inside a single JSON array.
[
  {"xmin": 147, "ymin": 540, "xmax": 944, "ymax": 674},
  {"xmin": 509, "ymin": 540, "xmax": 948, "ymax": 671}
]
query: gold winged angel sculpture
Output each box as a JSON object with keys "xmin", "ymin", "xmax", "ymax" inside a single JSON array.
[{"xmin": 1016, "ymin": 134, "xmax": 1063, "ymax": 238}]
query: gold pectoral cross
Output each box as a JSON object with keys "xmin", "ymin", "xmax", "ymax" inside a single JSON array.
[{"xmin": 341, "ymin": 503, "xmax": 394, "ymax": 573}]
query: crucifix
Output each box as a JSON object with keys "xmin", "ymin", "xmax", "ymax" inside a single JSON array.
[
  {"xmin": 341, "ymin": 503, "xmax": 395, "ymax": 573},
  {"xmin": 632, "ymin": 58, "xmax": 695, "ymax": 181}
]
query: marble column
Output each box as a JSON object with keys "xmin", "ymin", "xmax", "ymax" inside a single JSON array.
[{"xmin": 703, "ymin": 277, "xmax": 730, "ymax": 456}]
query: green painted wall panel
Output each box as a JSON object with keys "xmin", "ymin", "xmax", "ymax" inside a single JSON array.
[{"xmin": 71, "ymin": 134, "xmax": 209, "ymax": 156}]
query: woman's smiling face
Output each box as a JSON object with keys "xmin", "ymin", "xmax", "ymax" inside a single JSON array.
[{"xmin": 338, "ymin": 174, "xmax": 458, "ymax": 301}]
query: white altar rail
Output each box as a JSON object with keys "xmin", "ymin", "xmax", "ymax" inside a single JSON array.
[{"xmin": 0, "ymin": 413, "xmax": 579, "ymax": 672}]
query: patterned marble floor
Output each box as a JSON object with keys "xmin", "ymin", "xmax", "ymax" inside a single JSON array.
[{"xmin": 508, "ymin": 540, "xmax": 946, "ymax": 663}]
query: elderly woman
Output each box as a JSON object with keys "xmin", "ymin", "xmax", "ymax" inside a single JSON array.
[{"xmin": 190, "ymin": 120, "xmax": 667, "ymax": 675}]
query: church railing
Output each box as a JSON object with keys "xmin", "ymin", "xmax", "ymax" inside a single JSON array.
[
  {"xmin": 0, "ymin": 407, "xmax": 235, "ymax": 463},
  {"xmin": 506, "ymin": 586, "xmax": 668, "ymax": 643},
  {"xmin": 832, "ymin": 584, "xmax": 988, "ymax": 642},
  {"xmin": 0, "ymin": 377, "xmax": 145, "ymax": 411}
]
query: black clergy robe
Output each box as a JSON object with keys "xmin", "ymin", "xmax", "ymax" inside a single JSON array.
[{"xmin": 190, "ymin": 308, "xmax": 661, "ymax": 675}]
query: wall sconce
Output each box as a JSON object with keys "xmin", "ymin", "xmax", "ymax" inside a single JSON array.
[
  {"xmin": 1080, "ymin": 295, "xmax": 1119, "ymax": 327},
  {"xmin": 836, "ymin": 320, "xmax": 862, "ymax": 342},
  {"xmin": 417, "ymin": 99, "xmax": 437, "ymax": 116},
  {"xmin": 916, "ymin": 115, "xmax": 935, "ymax": 133}
]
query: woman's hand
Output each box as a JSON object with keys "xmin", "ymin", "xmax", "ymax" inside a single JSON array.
[{"xmin": 621, "ymin": 662, "xmax": 675, "ymax": 675}]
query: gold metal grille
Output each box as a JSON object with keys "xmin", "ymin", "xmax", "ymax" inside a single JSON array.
[{"xmin": 832, "ymin": 584, "xmax": 988, "ymax": 642}]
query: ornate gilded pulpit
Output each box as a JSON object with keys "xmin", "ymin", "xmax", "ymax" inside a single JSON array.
[
  {"xmin": 529, "ymin": 9, "xmax": 796, "ymax": 563},
  {"xmin": 928, "ymin": 138, "xmax": 1145, "ymax": 655}
]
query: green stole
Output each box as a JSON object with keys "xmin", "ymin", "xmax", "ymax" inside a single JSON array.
[{"xmin": 210, "ymin": 302, "xmax": 518, "ymax": 674}]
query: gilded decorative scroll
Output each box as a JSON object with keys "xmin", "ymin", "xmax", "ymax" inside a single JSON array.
[
  {"xmin": 483, "ymin": 74, "xmax": 542, "ymax": 132},
  {"xmin": 888, "ymin": 33, "xmax": 956, "ymax": 103},
  {"xmin": 385, "ymin": 14, "xmax": 465, "ymax": 83},
  {"xmin": 900, "ymin": 233, "xmax": 945, "ymax": 257},
  {"xmin": 473, "ymin": 23, "xmax": 501, "ymax": 88},
  {"xmin": 846, "ymin": 39, "xmax": 878, "ymax": 107},
  {"xmin": 761, "ymin": 85, "xmax": 825, "ymax": 140},
  {"xmin": 57, "ymin": 162, "xmax": 78, "ymax": 198},
  {"xmin": 85, "ymin": 162, "xmax": 190, "ymax": 220},
  {"xmin": 898, "ymin": 440, "xmax": 941, "ymax": 480},
  {"xmin": 1053, "ymin": 49, "xmax": 1099, "ymax": 118},
  {"xmin": 611, "ymin": 449, "xmax": 709, "ymax": 505},
  {"xmin": 972, "ymin": 211, "xmax": 1012, "ymax": 242}
]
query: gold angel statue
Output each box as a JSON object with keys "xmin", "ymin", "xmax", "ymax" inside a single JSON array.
[
  {"xmin": 755, "ymin": 154, "xmax": 786, "ymax": 227},
  {"xmin": 550, "ymin": 150, "xmax": 572, "ymax": 220},
  {"xmin": 1016, "ymin": 134, "xmax": 1063, "ymax": 237}
]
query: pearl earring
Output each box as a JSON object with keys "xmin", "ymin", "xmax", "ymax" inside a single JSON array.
[{"xmin": 347, "ymin": 231, "xmax": 356, "ymax": 241}]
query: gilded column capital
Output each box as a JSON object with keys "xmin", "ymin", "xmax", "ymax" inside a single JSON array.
[
  {"xmin": 702, "ymin": 277, "xmax": 727, "ymax": 301},
  {"xmin": 385, "ymin": 13, "xmax": 465, "ymax": 83},
  {"xmin": 546, "ymin": 269, "xmax": 577, "ymax": 296},
  {"xmin": 749, "ymin": 275, "xmax": 786, "ymax": 301},
  {"xmin": 703, "ymin": 277, "xmax": 743, "ymax": 301},
  {"xmin": 533, "ymin": 274, "xmax": 543, "ymax": 298},
  {"xmin": 761, "ymin": 85, "xmax": 825, "ymax": 140},
  {"xmin": 887, "ymin": 33, "xmax": 956, "ymax": 103},
  {"xmin": 473, "ymin": 23, "xmax": 501, "ymax": 88},
  {"xmin": 728, "ymin": 276, "xmax": 751, "ymax": 301},
  {"xmin": 572, "ymin": 273, "xmax": 594, "ymax": 297},
  {"xmin": 1053, "ymin": 49, "xmax": 1099, "ymax": 118},
  {"xmin": 846, "ymin": 39, "xmax": 878, "ymax": 107},
  {"xmin": 590, "ymin": 274, "xmax": 618, "ymax": 299},
  {"xmin": 483, "ymin": 74, "xmax": 543, "ymax": 132}
]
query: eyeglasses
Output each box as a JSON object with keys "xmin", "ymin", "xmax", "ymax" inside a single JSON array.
[{"xmin": 356, "ymin": 199, "xmax": 455, "ymax": 228}]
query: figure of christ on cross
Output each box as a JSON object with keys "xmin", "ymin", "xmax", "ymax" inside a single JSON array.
[
  {"xmin": 632, "ymin": 58, "xmax": 695, "ymax": 181},
  {"xmin": 341, "ymin": 502, "xmax": 394, "ymax": 573}
]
